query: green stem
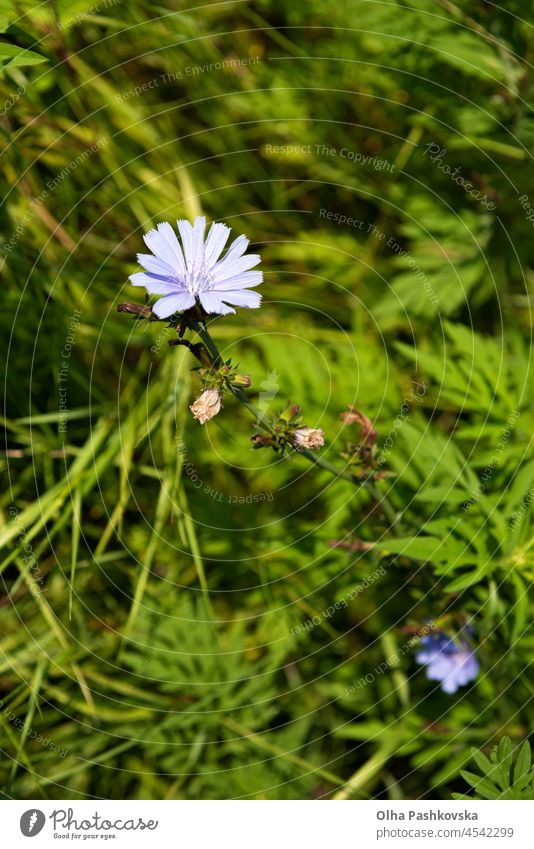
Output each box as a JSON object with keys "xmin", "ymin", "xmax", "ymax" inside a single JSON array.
[
  {"xmin": 191, "ymin": 320, "xmax": 221, "ymax": 365},
  {"xmin": 300, "ymin": 448, "xmax": 363, "ymax": 486},
  {"xmin": 333, "ymin": 740, "xmax": 397, "ymax": 800},
  {"xmin": 191, "ymin": 321, "xmax": 401, "ymax": 531}
]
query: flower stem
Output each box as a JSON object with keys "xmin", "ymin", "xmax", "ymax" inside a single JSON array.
[
  {"xmin": 191, "ymin": 321, "xmax": 401, "ymax": 530},
  {"xmin": 191, "ymin": 320, "xmax": 221, "ymax": 365}
]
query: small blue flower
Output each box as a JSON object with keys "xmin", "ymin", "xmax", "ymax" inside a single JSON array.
[
  {"xmin": 416, "ymin": 631, "xmax": 479, "ymax": 694},
  {"xmin": 129, "ymin": 217, "xmax": 262, "ymax": 318}
]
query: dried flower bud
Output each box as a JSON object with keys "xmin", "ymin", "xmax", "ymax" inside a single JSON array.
[
  {"xmin": 117, "ymin": 302, "xmax": 153, "ymax": 318},
  {"xmin": 189, "ymin": 388, "xmax": 222, "ymax": 424},
  {"xmin": 232, "ymin": 373, "xmax": 252, "ymax": 389},
  {"xmin": 340, "ymin": 406, "xmax": 377, "ymax": 444},
  {"xmin": 251, "ymin": 433, "xmax": 273, "ymax": 449},
  {"xmin": 291, "ymin": 427, "xmax": 325, "ymax": 451}
]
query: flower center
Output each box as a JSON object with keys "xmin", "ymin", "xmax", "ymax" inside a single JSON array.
[{"xmin": 180, "ymin": 260, "xmax": 215, "ymax": 295}]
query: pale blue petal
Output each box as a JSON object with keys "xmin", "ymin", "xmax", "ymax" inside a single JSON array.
[
  {"xmin": 225, "ymin": 234, "xmax": 249, "ymax": 257},
  {"xmin": 152, "ymin": 292, "xmax": 196, "ymax": 318},
  {"xmin": 190, "ymin": 216, "xmax": 206, "ymax": 267},
  {"xmin": 204, "ymin": 222, "xmax": 231, "ymax": 266},
  {"xmin": 213, "ymin": 271, "xmax": 263, "ymax": 291},
  {"xmin": 220, "ymin": 289, "xmax": 261, "ymax": 308},
  {"xmin": 417, "ymin": 631, "xmax": 478, "ymax": 694},
  {"xmin": 453, "ymin": 653, "xmax": 478, "ymax": 686},
  {"xmin": 177, "ymin": 219, "xmax": 194, "ymax": 268},
  {"xmin": 156, "ymin": 222, "xmax": 186, "ymax": 272},
  {"xmin": 129, "ymin": 271, "xmax": 154, "ymax": 286},
  {"xmin": 129, "ymin": 272, "xmax": 181, "ymax": 295},
  {"xmin": 143, "ymin": 227, "xmax": 180, "ymax": 270},
  {"xmin": 199, "ymin": 291, "xmax": 235, "ymax": 315},
  {"xmin": 213, "ymin": 253, "xmax": 261, "ymax": 283},
  {"xmin": 467, "ymin": 655, "xmax": 479, "ymax": 677},
  {"xmin": 146, "ymin": 282, "xmax": 182, "ymax": 296},
  {"xmin": 415, "ymin": 648, "xmax": 439, "ymax": 664},
  {"xmin": 137, "ymin": 253, "xmax": 175, "ymax": 277},
  {"xmin": 441, "ymin": 675, "xmax": 460, "ymax": 695},
  {"xmin": 426, "ymin": 657, "xmax": 453, "ymax": 682},
  {"xmin": 212, "ymin": 234, "xmax": 249, "ymax": 278},
  {"xmin": 129, "ymin": 271, "xmax": 173, "ymax": 292}
]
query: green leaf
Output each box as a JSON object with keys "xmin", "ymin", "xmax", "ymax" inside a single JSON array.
[
  {"xmin": 372, "ymin": 536, "xmax": 442, "ymax": 560},
  {"xmin": 461, "ymin": 738, "xmax": 534, "ymax": 800},
  {"xmin": 510, "ymin": 574, "xmax": 529, "ymax": 644},
  {"xmin": 0, "ymin": 43, "xmax": 47, "ymax": 69},
  {"xmin": 470, "ymin": 747, "xmax": 494, "ymax": 777},
  {"xmin": 372, "ymin": 535, "xmax": 465, "ymax": 566},
  {"xmin": 459, "ymin": 770, "xmax": 499, "ymax": 800},
  {"xmin": 514, "ymin": 741, "xmax": 532, "ymax": 785},
  {"xmin": 431, "ymin": 32, "xmax": 513, "ymax": 83}
]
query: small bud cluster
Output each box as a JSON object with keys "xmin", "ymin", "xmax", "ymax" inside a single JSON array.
[
  {"xmin": 252, "ymin": 404, "xmax": 324, "ymax": 453},
  {"xmin": 198, "ymin": 361, "xmax": 251, "ymax": 392},
  {"xmin": 189, "ymin": 360, "xmax": 252, "ymax": 425}
]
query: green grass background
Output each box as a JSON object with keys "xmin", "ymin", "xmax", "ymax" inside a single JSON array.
[{"xmin": 0, "ymin": 0, "xmax": 533, "ymax": 799}]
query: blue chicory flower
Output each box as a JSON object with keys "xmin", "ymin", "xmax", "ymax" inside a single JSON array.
[
  {"xmin": 416, "ymin": 631, "xmax": 479, "ymax": 694},
  {"xmin": 129, "ymin": 217, "xmax": 262, "ymax": 318}
]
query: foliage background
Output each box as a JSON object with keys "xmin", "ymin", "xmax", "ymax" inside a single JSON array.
[{"xmin": 0, "ymin": 0, "xmax": 533, "ymax": 800}]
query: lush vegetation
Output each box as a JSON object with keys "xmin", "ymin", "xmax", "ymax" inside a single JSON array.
[{"xmin": 0, "ymin": 0, "xmax": 533, "ymax": 800}]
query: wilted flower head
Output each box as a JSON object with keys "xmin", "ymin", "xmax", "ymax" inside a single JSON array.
[
  {"xmin": 130, "ymin": 216, "xmax": 262, "ymax": 318},
  {"xmin": 416, "ymin": 631, "xmax": 479, "ymax": 694},
  {"xmin": 341, "ymin": 406, "xmax": 377, "ymax": 444},
  {"xmin": 189, "ymin": 388, "xmax": 222, "ymax": 424},
  {"xmin": 291, "ymin": 427, "xmax": 325, "ymax": 451}
]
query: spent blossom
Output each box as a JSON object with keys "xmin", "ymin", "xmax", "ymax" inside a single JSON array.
[
  {"xmin": 291, "ymin": 427, "xmax": 325, "ymax": 451},
  {"xmin": 190, "ymin": 388, "xmax": 222, "ymax": 424}
]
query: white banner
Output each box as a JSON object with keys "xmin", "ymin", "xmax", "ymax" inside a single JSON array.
[{"xmin": 2, "ymin": 800, "xmax": 533, "ymax": 848}]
